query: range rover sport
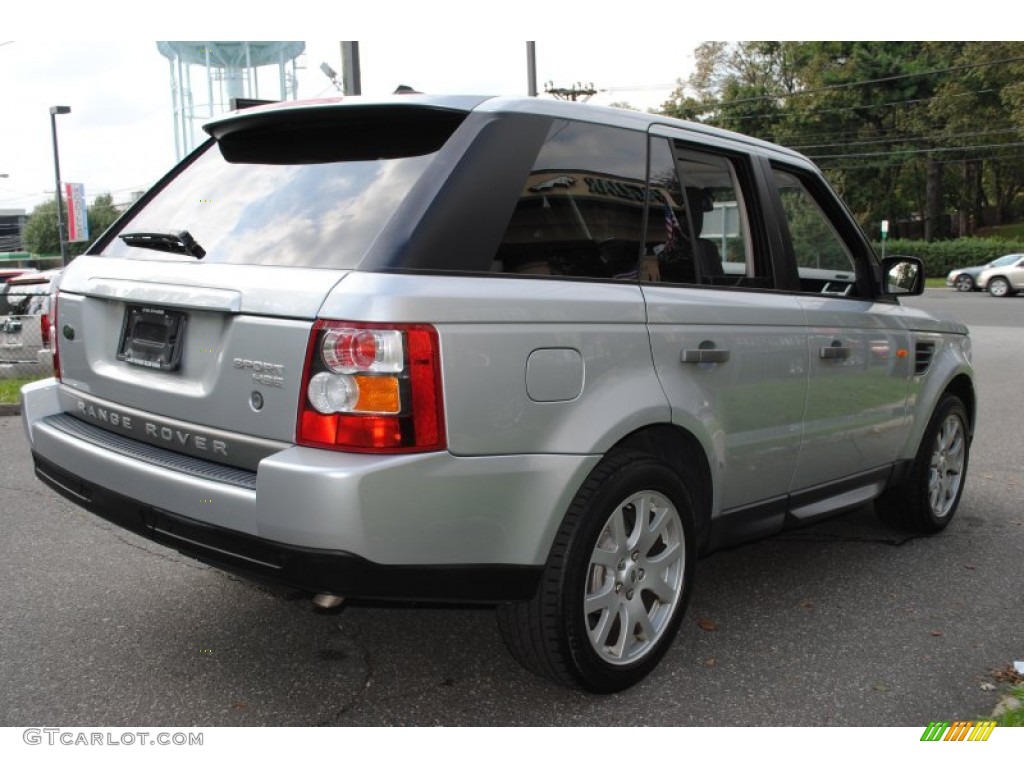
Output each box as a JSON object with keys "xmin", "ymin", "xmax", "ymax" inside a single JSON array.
[{"xmin": 21, "ymin": 95, "xmax": 975, "ymax": 693}]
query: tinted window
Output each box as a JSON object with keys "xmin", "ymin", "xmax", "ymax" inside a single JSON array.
[
  {"xmin": 97, "ymin": 111, "xmax": 464, "ymax": 270},
  {"xmin": 772, "ymin": 167, "xmax": 860, "ymax": 295},
  {"xmin": 492, "ymin": 121, "xmax": 647, "ymax": 279},
  {"xmin": 644, "ymin": 139, "xmax": 765, "ymax": 288}
]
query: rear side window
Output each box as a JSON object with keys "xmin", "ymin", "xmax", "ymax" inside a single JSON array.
[
  {"xmin": 643, "ymin": 138, "xmax": 767, "ymax": 288},
  {"xmin": 96, "ymin": 108, "xmax": 466, "ymax": 270},
  {"xmin": 492, "ymin": 121, "xmax": 647, "ymax": 279}
]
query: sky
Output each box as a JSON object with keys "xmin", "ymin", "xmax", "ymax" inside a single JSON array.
[
  {"xmin": 0, "ymin": 36, "xmax": 694, "ymax": 217},
  {"xmin": 1, "ymin": 2, "xmax": 996, "ymax": 222}
]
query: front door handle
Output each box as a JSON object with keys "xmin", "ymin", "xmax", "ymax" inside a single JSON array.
[
  {"xmin": 681, "ymin": 348, "xmax": 730, "ymax": 364},
  {"xmin": 819, "ymin": 342, "xmax": 851, "ymax": 360}
]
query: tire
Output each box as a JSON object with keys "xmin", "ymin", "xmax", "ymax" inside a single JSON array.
[
  {"xmin": 497, "ymin": 450, "xmax": 696, "ymax": 693},
  {"xmin": 953, "ymin": 274, "xmax": 974, "ymax": 292},
  {"xmin": 987, "ymin": 277, "xmax": 1014, "ymax": 297},
  {"xmin": 876, "ymin": 395, "xmax": 970, "ymax": 533}
]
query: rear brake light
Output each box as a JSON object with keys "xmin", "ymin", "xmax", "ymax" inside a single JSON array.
[
  {"xmin": 297, "ymin": 321, "xmax": 445, "ymax": 453},
  {"xmin": 50, "ymin": 295, "xmax": 61, "ymax": 380}
]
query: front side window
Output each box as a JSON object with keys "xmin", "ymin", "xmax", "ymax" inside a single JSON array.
[
  {"xmin": 772, "ymin": 167, "xmax": 861, "ymax": 295},
  {"xmin": 493, "ymin": 121, "xmax": 647, "ymax": 279}
]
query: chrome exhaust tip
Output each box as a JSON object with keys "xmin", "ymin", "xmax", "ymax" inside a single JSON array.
[{"xmin": 311, "ymin": 593, "xmax": 346, "ymax": 610}]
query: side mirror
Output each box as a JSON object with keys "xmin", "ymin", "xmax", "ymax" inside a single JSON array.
[{"xmin": 881, "ymin": 256, "xmax": 924, "ymax": 296}]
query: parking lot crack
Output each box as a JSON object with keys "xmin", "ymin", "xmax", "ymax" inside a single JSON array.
[{"xmin": 315, "ymin": 625, "xmax": 374, "ymax": 726}]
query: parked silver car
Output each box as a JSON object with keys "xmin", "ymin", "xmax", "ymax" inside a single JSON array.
[
  {"xmin": 946, "ymin": 253, "xmax": 1023, "ymax": 292},
  {"xmin": 21, "ymin": 96, "xmax": 975, "ymax": 692},
  {"xmin": 977, "ymin": 253, "xmax": 1024, "ymax": 297},
  {"xmin": 1, "ymin": 269, "xmax": 61, "ymax": 370}
]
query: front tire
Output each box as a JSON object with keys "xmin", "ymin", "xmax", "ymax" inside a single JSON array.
[
  {"xmin": 877, "ymin": 395, "xmax": 970, "ymax": 533},
  {"xmin": 954, "ymin": 274, "xmax": 974, "ymax": 292},
  {"xmin": 497, "ymin": 451, "xmax": 696, "ymax": 693},
  {"xmin": 987, "ymin": 277, "xmax": 1014, "ymax": 297}
]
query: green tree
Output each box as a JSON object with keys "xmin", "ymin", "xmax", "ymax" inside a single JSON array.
[
  {"xmin": 23, "ymin": 193, "xmax": 124, "ymax": 257},
  {"xmin": 661, "ymin": 41, "xmax": 801, "ymax": 137},
  {"xmin": 87, "ymin": 193, "xmax": 122, "ymax": 241},
  {"xmin": 22, "ymin": 199, "xmax": 60, "ymax": 256},
  {"xmin": 659, "ymin": 41, "xmax": 1024, "ymax": 241}
]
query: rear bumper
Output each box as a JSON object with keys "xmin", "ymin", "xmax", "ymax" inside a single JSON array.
[
  {"xmin": 22, "ymin": 379, "xmax": 597, "ymax": 600},
  {"xmin": 33, "ymin": 453, "xmax": 541, "ymax": 602}
]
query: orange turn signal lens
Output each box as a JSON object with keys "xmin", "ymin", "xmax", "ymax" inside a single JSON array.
[{"xmin": 354, "ymin": 375, "xmax": 401, "ymax": 414}]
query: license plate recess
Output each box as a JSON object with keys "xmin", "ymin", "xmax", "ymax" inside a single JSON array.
[{"xmin": 116, "ymin": 306, "xmax": 186, "ymax": 371}]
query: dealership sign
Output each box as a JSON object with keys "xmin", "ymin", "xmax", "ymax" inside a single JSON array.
[{"xmin": 64, "ymin": 182, "xmax": 89, "ymax": 242}]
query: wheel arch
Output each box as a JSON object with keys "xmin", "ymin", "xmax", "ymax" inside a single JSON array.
[
  {"xmin": 943, "ymin": 373, "xmax": 977, "ymax": 438},
  {"xmin": 612, "ymin": 423, "xmax": 714, "ymax": 554},
  {"xmin": 902, "ymin": 363, "xmax": 976, "ymax": 462}
]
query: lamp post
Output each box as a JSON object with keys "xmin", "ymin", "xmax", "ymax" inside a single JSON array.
[{"xmin": 49, "ymin": 105, "xmax": 71, "ymax": 265}]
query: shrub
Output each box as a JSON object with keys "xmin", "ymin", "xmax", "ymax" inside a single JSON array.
[{"xmin": 872, "ymin": 238, "xmax": 1024, "ymax": 279}]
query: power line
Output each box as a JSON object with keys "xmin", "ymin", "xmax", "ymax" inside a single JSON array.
[
  {"xmin": 683, "ymin": 52, "xmax": 1024, "ymax": 110},
  {"xmin": 816, "ymin": 154, "xmax": 1024, "ymax": 176},
  {"xmin": 686, "ymin": 85, "xmax": 1001, "ymax": 133},
  {"xmin": 807, "ymin": 140, "xmax": 1024, "ymax": 161},
  {"xmin": 788, "ymin": 127, "xmax": 1021, "ymax": 152}
]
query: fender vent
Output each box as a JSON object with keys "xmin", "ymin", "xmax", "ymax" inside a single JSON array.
[{"xmin": 914, "ymin": 342, "xmax": 935, "ymax": 376}]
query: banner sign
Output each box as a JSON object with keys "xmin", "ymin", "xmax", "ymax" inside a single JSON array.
[{"xmin": 64, "ymin": 182, "xmax": 89, "ymax": 242}]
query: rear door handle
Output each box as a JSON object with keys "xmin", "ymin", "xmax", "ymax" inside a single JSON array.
[{"xmin": 681, "ymin": 348, "xmax": 730, "ymax": 364}]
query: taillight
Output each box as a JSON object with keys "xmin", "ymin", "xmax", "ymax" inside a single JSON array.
[
  {"xmin": 296, "ymin": 321, "xmax": 445, "ymax": 453},
  {"xmin": 50, "ymin": 294, "xmax": 60, "ymax": 380}
]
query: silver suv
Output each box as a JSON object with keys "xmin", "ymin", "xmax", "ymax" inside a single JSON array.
[{"xmin": 21, "ymin": 95, "xmax": 975, "ymax": 693}]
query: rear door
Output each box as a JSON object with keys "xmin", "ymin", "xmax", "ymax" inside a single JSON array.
[{"xmin": 641, "ymin": 132, "xmax": 808, "ymax": 530}]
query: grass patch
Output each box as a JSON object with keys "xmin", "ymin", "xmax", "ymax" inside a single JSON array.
[
  {"xmin": 976, "ymin": 222, "xmax": 1024, "ymax": 241},
  {"xmin": 925, "ymin": 277, "xmax": 948, "ymax": 289},
  {"xmin": 0, "ymin": 376, "xmax": 46, "ymax": 405},
  {"xmin": 993, "ymin": 685, "xmax": 1024, "ymax": 727}
]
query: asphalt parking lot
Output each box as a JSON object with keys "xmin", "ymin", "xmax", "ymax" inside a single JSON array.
[{"xmin": 0, "ymin": 289, "xmax": 1021, "ymax": 726}]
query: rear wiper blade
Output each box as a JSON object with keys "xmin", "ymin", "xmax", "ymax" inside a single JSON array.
[{"xmin": 119, "ymin": 230, "xmax": 206, "ymax": 260}]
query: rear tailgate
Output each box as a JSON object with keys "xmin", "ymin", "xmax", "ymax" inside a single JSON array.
[
  {"xmin": 49, "ymin": 100, "xmax": 474, "ymax": 454},
  {"xmin": 55, "ymin": 257, "xmax": 348, "ymax": 447}
]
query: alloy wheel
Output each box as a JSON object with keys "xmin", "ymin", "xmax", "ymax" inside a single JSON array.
[{"xmin": 584, "ymin": 490, "xmax": 685, "ymax": 665}]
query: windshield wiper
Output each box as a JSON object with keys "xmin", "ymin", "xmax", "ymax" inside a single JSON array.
[{"xmin": 119, "ymin": 230, "xmax": 206, "ymax": 260}]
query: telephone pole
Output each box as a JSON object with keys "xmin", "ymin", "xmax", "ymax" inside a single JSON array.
[{"xmin": 544, "ymin": 81, "xmax": 597, "ymax": 102}]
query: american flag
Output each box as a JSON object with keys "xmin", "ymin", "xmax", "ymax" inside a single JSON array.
[{"xmin": 663, "ymin": 203, "xmax": 684, "ymax": 255}]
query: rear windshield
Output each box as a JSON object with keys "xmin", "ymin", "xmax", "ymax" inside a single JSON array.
[{"xmin": 96, "ymin": 107, "xmax": 466, "ymax": 269}]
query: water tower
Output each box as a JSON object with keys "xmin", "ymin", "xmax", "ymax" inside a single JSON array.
[{"xmin": 158, "ymin": 41, "xmax": 306, "ymax": 160}]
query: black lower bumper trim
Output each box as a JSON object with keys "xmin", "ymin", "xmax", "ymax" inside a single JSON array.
[{"xmin": 33, "ymin": 454, "xmax": 542, "ymax": 604}]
